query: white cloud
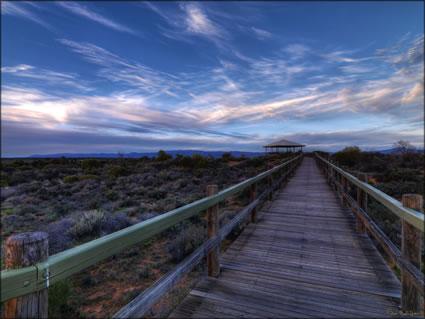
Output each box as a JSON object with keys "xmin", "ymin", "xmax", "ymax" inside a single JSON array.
[
  {"xmin": 283, "ymin": 44, "xmax": 310, "ymax": 59},
  {"xmin": 57, "ymin": 2, "xmax": 138, "ymax": 35},
  {"xmin": 2, "ymin": 64, "xmax": 90, "ymax": 91},
  {"xmin": 182, "ymin": 3, "xmax": 222, "ymax": 37},
  {"xmin": 251, "ymin": 27, "xmax": 272, "ymax": 40},
  {"xmin": 402, "ymin": 82, "xmax": 424, "ymax": 105},
  {"xmin": 1, "ymin": 2, "xmax": 53, "ymax": 30}
]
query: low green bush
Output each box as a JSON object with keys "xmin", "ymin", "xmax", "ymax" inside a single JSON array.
[
  {"xmin": 167, "ymin": 223, "xmax": 205, "ymax": 262},
  {"xmin": 108, "ymin": 165, "xmax": 129, "ymax": 178},
  {"xmin": 63, "ymin": 175, "xmax": 79, "ymax": 184},
  {"xmin": 81, "ymin": 159, "xmax": 101, "ymax": 171},
  {"xmin": 48, "ymin": 280, "xmax": 79, "ymax": 318},
  {"xmin": 70, "ymin": 210, "xmax": 105, "ymax": 239}
]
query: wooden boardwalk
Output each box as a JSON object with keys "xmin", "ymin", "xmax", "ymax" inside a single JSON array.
[{"xmin": 170, "ymin": 157, "xmax": 401, "ymax": 318}]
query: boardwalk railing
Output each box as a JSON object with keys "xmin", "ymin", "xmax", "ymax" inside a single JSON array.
[
  {"xmin": 1, "ymin": 154, "xmax": 303, "ymax": 318},
  {"xmin": 315, "ymin": 153, "xmax": 424, "ymax": 314}
]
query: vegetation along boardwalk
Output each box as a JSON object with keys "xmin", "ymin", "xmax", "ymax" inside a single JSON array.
[
  {"xmin": 170, "ymin": 157, "xmax": 401, "ymax": 318},
  {"xmin": 2, "ymin": 155, "xmax": 423, "ymax": 318}
]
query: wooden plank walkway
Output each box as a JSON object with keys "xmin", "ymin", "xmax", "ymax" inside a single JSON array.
[{"xmin": 170, "ymin": 157, "xmax": 401, "ymax": 318}]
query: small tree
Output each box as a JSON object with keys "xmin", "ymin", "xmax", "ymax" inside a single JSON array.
[
  {"xmin": 333, "ymin": 146, "xmax": 362, "ymax": 167},
  {"xmin": 156, "ymin": 150, "xmax": 172, "ymax": 161},
  {"xmin": 393, "ymin": 140, "xmax": 416, "ymax": 154}
]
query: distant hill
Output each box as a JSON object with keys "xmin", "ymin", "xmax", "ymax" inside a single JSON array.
[
  {"xmin": 376, "ymin": 147, "xmax": 424, "ymax": 154},
  {"xmin": 27, "ymin": 150, "xmax": 266, "ymax": 159}
]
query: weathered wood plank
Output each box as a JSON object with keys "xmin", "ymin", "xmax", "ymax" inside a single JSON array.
[{"xmin": 170, "ymin": 157, "xmax": 400, "ymax": 318}]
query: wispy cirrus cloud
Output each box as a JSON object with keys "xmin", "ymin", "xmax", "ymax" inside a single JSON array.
[
  {"xmin": 181, "ymin": 3, "xmax": 224, "ymax": 38},
  {"xmin": 57, "ymin": 2, "xmax": 138, "ymax": 36},
  {"xmin": 145, "ymin": 2, "xmax": 227, "ymax": 47},
  {"xmin": 56, "ymin": 34, "xmax": 423, "ymax": 125},
  {"xmin": 3, "ymin": 31, "xmax": 423, "ymax": 155},
  {"xmin": 58, "ymin": 39, "xmax": 179, "ymax": 96},
  {"xmin": 2, "ymin": 64, "xmax": 91, "ymax": 92},
  {"xmin": 251, "ymin": 27, "xmax": 272, "ymax": 40},
  {"xmin": 1, "ymin": 1, "xmax": 53, "ymax": 30}
]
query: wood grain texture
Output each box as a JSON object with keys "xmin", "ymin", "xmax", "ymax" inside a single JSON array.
[
  {"xmin": 356, "ymin": 173, "xmax": 368, "ymax": 234},
  {"xmin": 3, "ymin": 232, "xmax": 48, "ymax": 319},
  {"xmin": 401, "ymin": 194, "xmax": 423, "ymax": 314},
  {"xmin": 207, "ymin": 185, "xmax": 220, "ymax": 278},
  {"xmin": 170, "ymin": 158, "xmax": 400, "ymax": 318}
]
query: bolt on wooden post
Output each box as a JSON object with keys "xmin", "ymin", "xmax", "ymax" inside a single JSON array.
[
  {"xmin": 3, "ymin": 232, "xmax": 49, "ymax": 319},
  {"xmin": 206, "ymin": 185, "xmax": 220, "ymax": 277},
  {"xmin": 401, "ymin": 194, "xmax": 423, "ymax": 314},
  {"xmin": 250, "ymin": 183, "xmax": 257, "ymax": 223},
  {"xmin": 356, "ymin": 173, "xmax": 367, "ymax": 234}
]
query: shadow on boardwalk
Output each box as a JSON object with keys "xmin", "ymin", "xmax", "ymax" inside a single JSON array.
[{"xmin": 170, "ymin": 157, "xmax": 400, "ymax": 318}]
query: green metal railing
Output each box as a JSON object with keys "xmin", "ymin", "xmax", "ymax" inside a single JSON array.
[{"xmin": 1, "ymin": 155, "xmax": 302, "ymax": 302}]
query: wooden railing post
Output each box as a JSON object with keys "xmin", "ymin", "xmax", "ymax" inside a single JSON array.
[
  {"xmin": 356, "ymin": 173, "xmax": 367, "ymax": 233},
  {"xmin": 267, "ymin": 163, "xmax": 273, "ymax": 201},
  {"xmin": 401, "ymin": 194, "xmax": 423, "ymax": 314},
  {"xmin": 206, "ymin": 185, "xmax": 220, "ymax": 277},
  {"xmin": 250, "ymin": 183, "xmax": 257, "ymax": 223},
  {"xmin": 341, "ymin": 177, "xmax": 348, "ymax": 207},
  {"xmin": 3, "ymin": 232, "xmax": 49, "ymax": 319}
]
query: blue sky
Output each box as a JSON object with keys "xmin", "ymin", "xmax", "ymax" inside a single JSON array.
[{"xmin": 1, "ymin": 1, "xmax": 424, "ymax": 156}]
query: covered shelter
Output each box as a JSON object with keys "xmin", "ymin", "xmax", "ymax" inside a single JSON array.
[{"xmin": 264, "ymin": 139, "xmax": 305, "ymax": 153}]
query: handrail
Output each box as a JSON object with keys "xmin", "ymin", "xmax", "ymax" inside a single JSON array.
[
  {"xmin": 114, "ymin": 174, "xmax": 283, "ymax": 318},
  {"xmin": 315, "ymin": 153, "xmax": 424, "ymax": 231},
  {"xmin": 1, "ymin": 154, "xmax": 302, "ymax": 302}
]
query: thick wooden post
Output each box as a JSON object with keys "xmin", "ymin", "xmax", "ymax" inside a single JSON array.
[
  {"xmin": 356, "ymin": 173, "xmax": 367, "ymax": 233},
  {"xmin": 206, "ymin": 185, "xmax": 220, "ymax": 277},
  {"xmin": 250, "ymin": 183, "xmax": 257, "ymax": 223},
  {"xmin": 3, "ymin": 232, "xmax": 49, "ymax": 319},
  {"xmin": 401, "ymin": 194, "xmax": 423, "ymax": 314}
]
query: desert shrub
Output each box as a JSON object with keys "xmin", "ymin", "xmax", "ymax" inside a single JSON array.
[
  {"xmin": 52, "ymin": 202, "xmax": 72, "ymax": 216},
  {"xmin": 48, "ymin": 280, "xmax": 77, "ymax": 318},
  {"xmin": 108, "ymin": 165, "xmax": 129, "ymax": 178},
  {"xmin": 87, "ymin": 197, "xmax": 101, "ymax": 209},
  {"xmin": 191, "ymin": 154, "xmax": 209, "ymax": 169},
  {"xmin": 45, "ymin": 218, "xmax": 75, "ymax": 254},
  {"xmin": 167, "ymin": 223, "xmax": 205, "ymax": 262},
  {"xmin": 119, "ymin": 197, "xmax": 137, "ymax": 208},
  {"xmin": 333, "ymin": 146, "xmax": 362, "ymax": 167},
  {"xmin": 16, "ymin": 205, "xmax": 37, "ymax": 216},
  {"xmin": 246, "ymin": 157, "xmax": 264, "ymax": 168},
  {"xmin": 7, "ymin": 170, "xmax": 35, "ymax": 185},
  {"xmin": 123, "ymin": 290, "xmax": 141, "ymax": 304},
  {"xmin": 63, "ymin": 175, "xmax": 80, "ymax": 183},
  {"xmin": 81, "ymin": 159, "xmax": 101, "ymax": 172},
  {"xmin": 79, "ymin": 174, "xmax": 99, "ymax": 181},
  {"xmin": 138, "ymin": 265, "xmax": 152, "ymax": 279},
  {"xmin": 174, "ymin": 155, "xmax": 193, "ymax": 168},
  {"xmin": 157, "ymin": 170, "xmax": 171, "ymax": 181},
  {"xmin": 105, "ymin": 190, "xmax": 119, "ymax": 201},
  {"xmin": 41, "ymin": 166, "xmax": 60, "ymax": 180},
  {"xmin": 156, "ymin": 150, "xmax": 172, "ymax": 161},
  {"xmin": 81, "ymin": 274, "xmax": 98, "ymax": 288},
  {"xmin": 147, "ymin": 189, "xmax": 167, "ymax": 200},
  {"xmin": 101, "ymin": 212, "xmax": 131, "ymax": 234},
  {"xmin": 222, "ymin": 152, "xmax": 234, "ymax": 162},
  {"xmin": 0, "ymin": 175, "xmax": 9, "ymax": 187},
  {"xmin": 70, "ymin": 210, "xmax": 105, "ymax": 239}
]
